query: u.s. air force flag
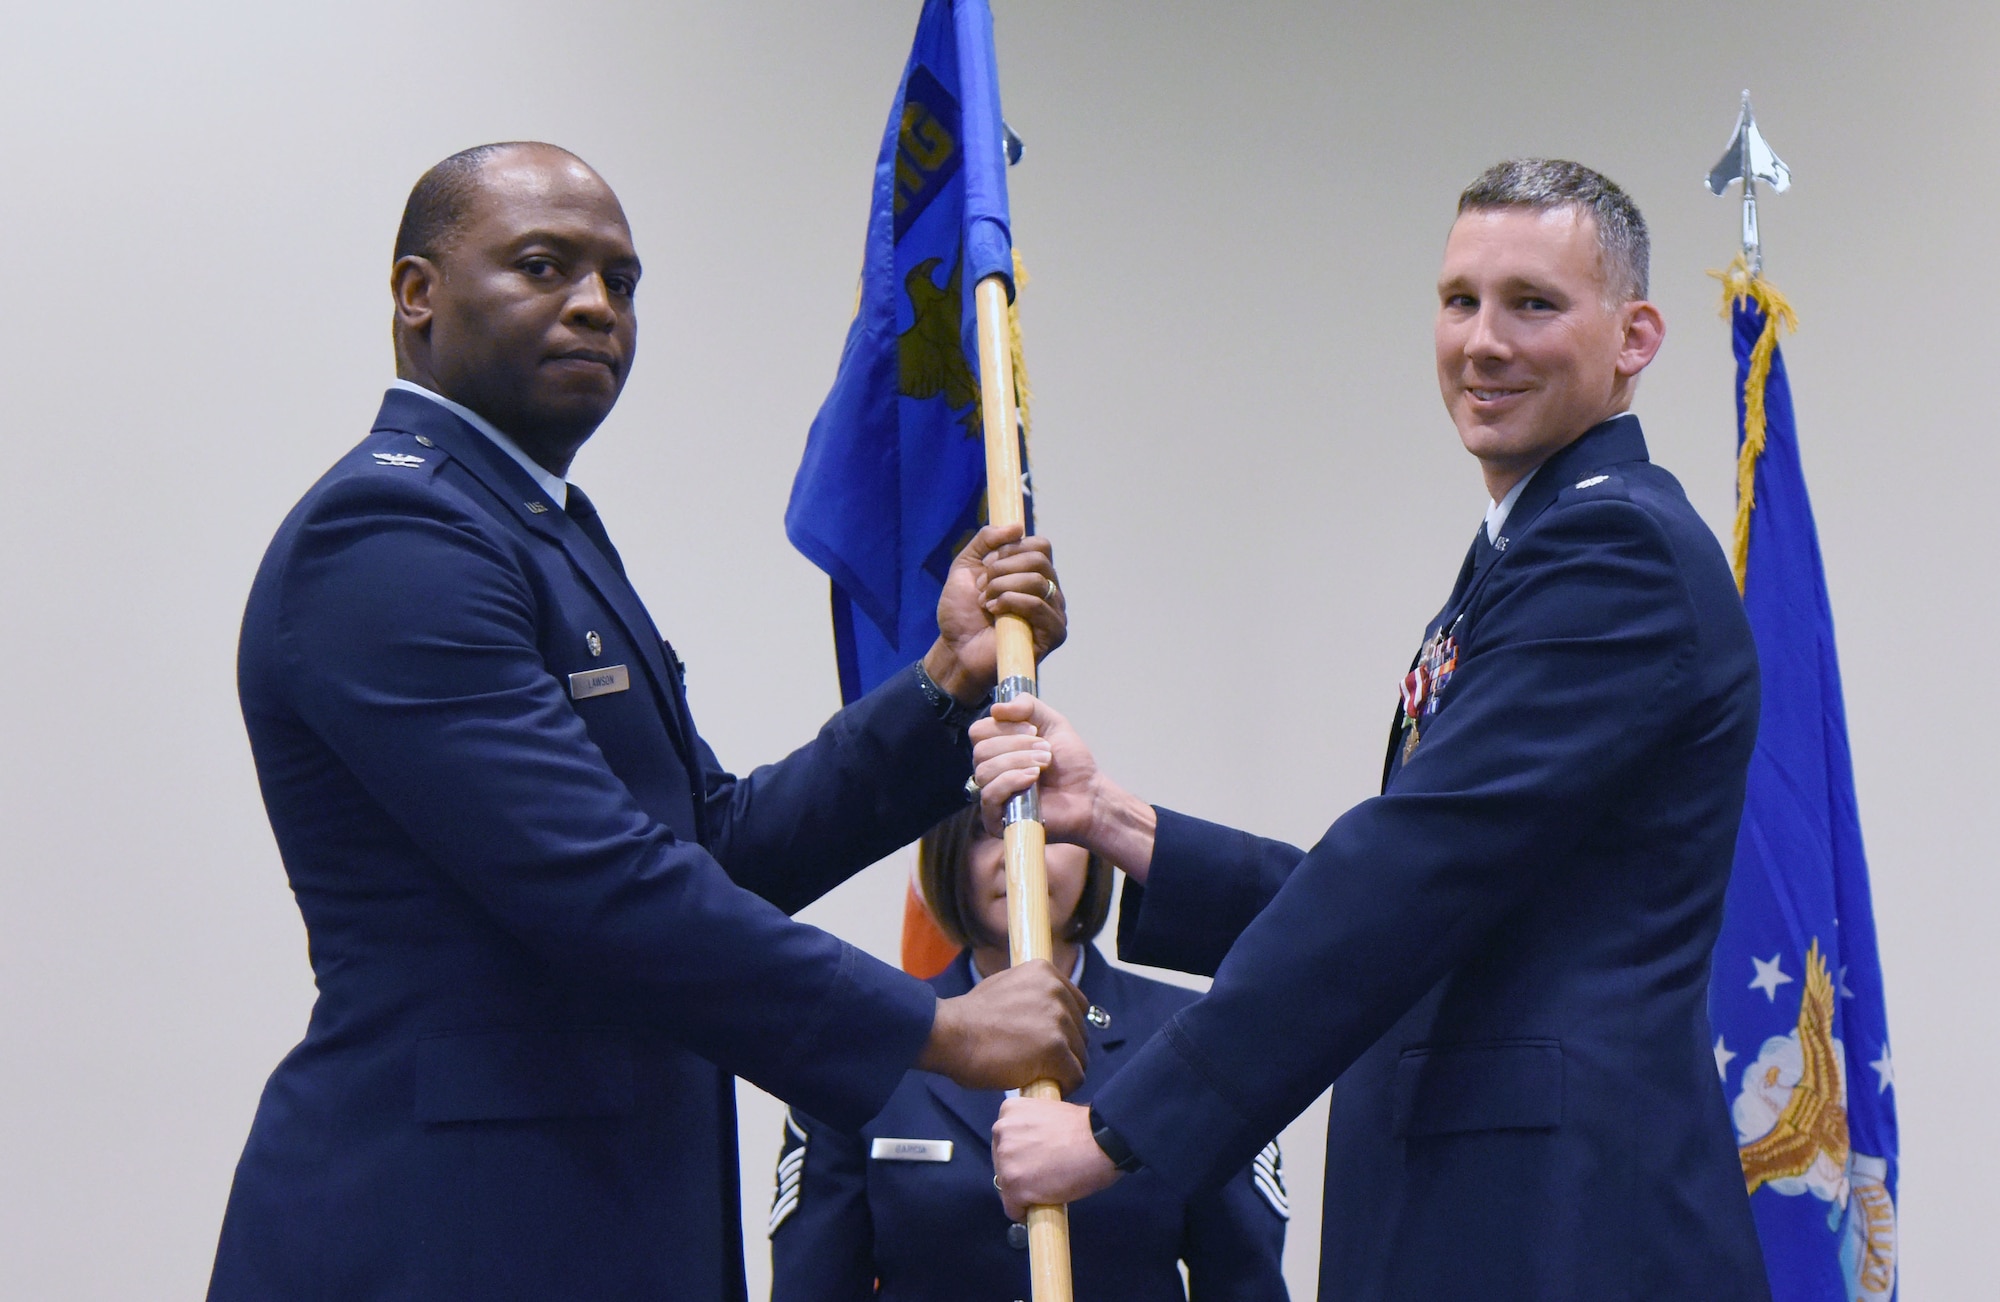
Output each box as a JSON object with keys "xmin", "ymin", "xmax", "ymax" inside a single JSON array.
[
  {"xmin": 786, "ymin": 0, "xmax": 1023, "ymax": 704},
  {"xmin": 1709, "ymin": 262, "xmax": 1898, "ymax": 1302}
]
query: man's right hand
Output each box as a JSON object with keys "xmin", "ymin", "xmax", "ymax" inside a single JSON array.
[
  {"xmin": 970, "ymin": 697, "xmax": 1159, "ymax": 881},
  {"xmin": 917, "ymin": 959, "xmax": 1088, "ymax": 1093}
]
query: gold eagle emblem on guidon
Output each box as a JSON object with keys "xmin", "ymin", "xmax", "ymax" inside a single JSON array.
[
  {"xmin": 1737, "ymin": 938, "xmax": 1850, "ymax": 1195},
  {"xmin": 897, "ymin": 248, "xmax": 983, "ymax": 439}
]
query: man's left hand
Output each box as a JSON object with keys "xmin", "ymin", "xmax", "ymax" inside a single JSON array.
[
  {"xmin": 925, "ymin": 523, "xmax": 1066, "ymax": 705},
  {"xmin": 991, "ymin": 1097, "xmax": 1120, "ymax": 1221}
]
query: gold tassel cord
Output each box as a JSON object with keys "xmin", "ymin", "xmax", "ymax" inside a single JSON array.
[
  {"xmin": 1711, "ymin": 255, "xmax": 1798, "ymax": 594},
  {"xmin": 1009, "ymin": 249, "xmax": 1032, "ymax": 444}
]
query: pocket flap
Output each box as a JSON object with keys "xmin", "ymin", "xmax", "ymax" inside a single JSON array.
[
  {"xmin": 1393, "ymin": 1039, "xmax": 1563, "ymax": 1138},
  {"xmin": 415, "ymin": 1028, "xmax": 636, "ymax": 1123}
]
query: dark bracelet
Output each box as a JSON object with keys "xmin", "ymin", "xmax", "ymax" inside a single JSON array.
[
  {"xmin": 1089, "ymin": 1105, "xmax": 1144, "ymax": 1173},
  {"xmin": 913, "ymin": 661, "xmax": 985, "ymax": 731}
]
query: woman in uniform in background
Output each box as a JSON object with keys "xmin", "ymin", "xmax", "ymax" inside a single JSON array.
[{"xmin": 768, "ymin": 805, "xmax": 1291, "ymax": 1302}]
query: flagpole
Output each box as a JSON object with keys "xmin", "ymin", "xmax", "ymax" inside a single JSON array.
[{"xmin": 974, "ymin": 270, "xmax": 1074, "ymax": 1302}]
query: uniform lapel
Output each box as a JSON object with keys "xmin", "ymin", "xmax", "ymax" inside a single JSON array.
[
  {"xmin": 1378, "ymin": 416, "xmax": 1651, "ymax": 793},
  {"xmin": 923, "ymin": 954, "xmax": 1004, "ymax": 1144},
  {"xmin": 370, "ymin": 392, "xmax": 698, "ymax": 772},
  {"xmin": 1067, "ymin": 946, "xmax": 1131, "ymax": 1107},
  {"xmin": 1382, "ymin": 527, "xmax": 1486, "ymax": 791},
  {"xmin": 1458, "ymin": 413, "xmax": 1651, "ymax": 610},
  {"xmin": 921, "ymin": 947, "xmax": 1137, "ymax": 1135},
  {"xmin": 1489, "ymin": 415, "xmax": 1648, "ymax": 552}
]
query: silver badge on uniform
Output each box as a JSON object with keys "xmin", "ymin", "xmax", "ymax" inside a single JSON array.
[
  {"xmin": 585, "ymin": 630, "xmax": 603, "ymax": 657},
  {"xmin": 371, "ymin": 451, "xmax": 425, "ymax": 468},
  {"xmin": 1086, "ymin": 1005, "xmax": 1111, "ymax": 1029},
  {"xmin": 568, "ymin": 664, "xmax": 630, "ymax": 700},
  {"xmin": 870, "ymin": 1138, "xmax": 953, "ymax": 1163}
]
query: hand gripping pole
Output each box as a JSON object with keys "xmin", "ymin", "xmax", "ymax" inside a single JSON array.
[{"xmin": 974, "ymin": 271, "xmax": 1072, "ymax": 1302}]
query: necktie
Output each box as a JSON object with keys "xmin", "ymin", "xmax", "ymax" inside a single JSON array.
[
  {"xmin": 564, "ymin": 483, "xmax": 627, "ymax": 577},
  {"xmin": 1434, "ymin": 522, "xmax": 1488, "ymax": 618}
]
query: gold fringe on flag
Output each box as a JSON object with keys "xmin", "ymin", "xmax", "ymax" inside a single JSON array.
[
  {"xmin": 1008, "ymin": 249, "xmax": 1033, "ymax": 443},
  {"xmin": 1711, "ymin": 254, "xmax": 1798, "ymax": 594}
]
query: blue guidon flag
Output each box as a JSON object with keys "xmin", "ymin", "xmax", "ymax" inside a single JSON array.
[
  {"xmin": 1708, "ymin": 262, "xmax": 1898, "ymax": 1302},
  {"xmin": 786, "ymin": 0, "xmax": 1025, "ymax": 703}
]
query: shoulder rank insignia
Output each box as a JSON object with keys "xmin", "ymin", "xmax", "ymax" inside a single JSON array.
[
  {"xmin": 371, "ymin": 451, "xmax": 425, "ymax": 468},
  {"xmin": 1574, "ymin": 474, "xmax": 1609, "ymax": 489}
]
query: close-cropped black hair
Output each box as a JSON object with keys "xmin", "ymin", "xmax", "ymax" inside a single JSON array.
[
  {"xmin": 393, "ymin": 141, "xmax": 583, "ymax": 262},
  {"xmin": 916, "ymin": 804, "xmax": 1113, "ymax": 952}
]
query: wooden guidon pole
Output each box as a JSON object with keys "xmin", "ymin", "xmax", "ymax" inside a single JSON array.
[{"xmin": 972, "ymin": 271, "xmax": 1073, "ymax": 1302}]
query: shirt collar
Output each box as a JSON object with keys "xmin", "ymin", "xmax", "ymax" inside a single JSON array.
[
  {"xmin": 969, "ymin": 947, "xmax": 1092, "ymax": 1102},
  {"xmin": 970, "ymin": 946, "xmax": 1088, "ymax": 987},
  {"xmin": 388, "ymin": 379, "xmax": 569, "ymax": 510},
  {"xmin": 1485, "ymin": 465, "xmax": 1538, "ymax": 545}
]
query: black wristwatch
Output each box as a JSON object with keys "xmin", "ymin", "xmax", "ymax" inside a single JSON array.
[
  {"xmin": 913, "ymin": 661, "xmax": 985, "ymax": 731},
  {"xmin": 1089, "ymin": 1105, "xmax": 1144, "ymax": 1173}
]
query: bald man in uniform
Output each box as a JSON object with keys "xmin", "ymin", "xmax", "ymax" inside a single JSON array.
[{"xmin": 208, "ymin": 142, "xmax": 1085, "ymax": 1301}]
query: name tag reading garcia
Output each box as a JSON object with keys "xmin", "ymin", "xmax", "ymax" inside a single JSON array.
[
  {"xmin": 568, "ymin": 664, "xmax": 631, "ymax": 700},
  {"xmin": 870, "ymin": 1138, "xmax": 953, "ymax": 1163}
]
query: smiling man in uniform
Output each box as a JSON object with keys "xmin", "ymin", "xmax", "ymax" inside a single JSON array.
[
  {"xmin": 974, "ymin": 159, "xmax": 1773, "ymax": 1300},
  {"xmin": 207, "ymin": 142, "xmax": 1086, "ymax": 1301}
]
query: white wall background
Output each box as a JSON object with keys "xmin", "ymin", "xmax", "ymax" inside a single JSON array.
[{"xmin": 2, "ymin": 2, "xmax": 1992, "ymax": 1298}]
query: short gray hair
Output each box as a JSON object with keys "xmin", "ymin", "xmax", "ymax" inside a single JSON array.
[{"xmin": 1457, "ymin": 158, "xmax": 1650, "ymax": 302}]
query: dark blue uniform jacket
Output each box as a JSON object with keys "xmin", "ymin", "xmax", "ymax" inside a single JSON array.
[
  {"xmin": 770, "ymin": 945, "xmax": 1289, "ymax": 1302},
  {"xmin": 1094, "ymin": 418, "xmax": 1772, "ymax": 1301},
  {"xmin": 208, "ymin": 390, "xmax": 970, "ymax": 1301}
]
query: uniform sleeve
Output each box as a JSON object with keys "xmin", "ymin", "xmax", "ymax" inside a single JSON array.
[
  {"xmin": 275, "ymin": 475, "xmax": 933, "ymax": 1128},
  {"xmin": 694, "ymin": 667, "xmax": 974, "ymax": 915},
  {"xmin": 1116, "ymin": 810, "xmax": 1306, "ymax": 978},
  {"xmin": 768, "ymin": 1108, "xmax": 878, "ymax": 1302},
  {"xmin": 1182, "ymin": 1138, "xmax": 1292, "ymax": 1302},
  {"xmin": 1094, "ymin": 497, "xmax": 1701, "ymax": 1193}
]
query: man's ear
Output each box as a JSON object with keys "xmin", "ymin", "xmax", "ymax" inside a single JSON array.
[
  {"xmin": 1615, "ymin": 300, "xmax": 1666, "ymax": 378},
  {"xmin": 392, "ymin": 255, "xmax": 440, "ymax": 333}
]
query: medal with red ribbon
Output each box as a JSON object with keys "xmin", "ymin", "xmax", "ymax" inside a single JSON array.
[{"xmin": 1397, "ymin": 617, "xmax": 1462, "ymax": 762}]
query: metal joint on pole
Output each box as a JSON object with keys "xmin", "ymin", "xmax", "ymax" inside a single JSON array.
[
  {"xmin": 994, "ymin": 672, "xmax": 1042, "ymax": 826},
  {"xmin": 995, "ymin": 674, "xmax": 1037, "ymax": 702},
  {"xmin": 1004, "ymin": 787, "xmax": 1042, "ymax": 828}
]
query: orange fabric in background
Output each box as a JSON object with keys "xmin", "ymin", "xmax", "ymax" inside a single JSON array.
[{"xmin": 899, "ymin": 877, "xmax": 958, "ymax": 978}]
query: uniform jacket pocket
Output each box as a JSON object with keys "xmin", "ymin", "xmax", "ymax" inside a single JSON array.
[
  {"xmin": 1393, "ymin": 1038, "xmax": 1563, "ymax": 1138},
  {"xmin": 414, "ymin": 1028, "xmax": 637, "ymax": 1123}
]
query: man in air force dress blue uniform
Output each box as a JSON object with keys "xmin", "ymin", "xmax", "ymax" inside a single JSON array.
[
  {"xmin": 207, "ymin": 142, "xmax": 1088, "ymax": 1302},
  {"xmin": 976, "ymin": 161, "xmax": 1772, "ymax": 1300}
]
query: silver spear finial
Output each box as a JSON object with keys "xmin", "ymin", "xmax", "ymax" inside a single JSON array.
[{"xmin": 1706, "ymin": 90, "xmax": 1791, "ymax": 276}]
